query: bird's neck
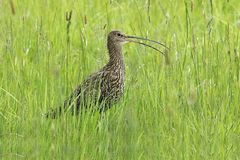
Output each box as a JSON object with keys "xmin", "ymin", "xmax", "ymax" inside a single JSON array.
[{"xmin": 107, "ymin": 41, "xmax": 125, "ymax": 68}]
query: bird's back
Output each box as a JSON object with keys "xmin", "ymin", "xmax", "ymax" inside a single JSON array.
[{"xmin": 46, "ymin": 62, "xmax": 125, "ymax": 118}]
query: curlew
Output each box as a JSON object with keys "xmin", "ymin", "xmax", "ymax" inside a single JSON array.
[{"xmin": 46, "ymin": 30, "xmax": 168, "ymax": 118}]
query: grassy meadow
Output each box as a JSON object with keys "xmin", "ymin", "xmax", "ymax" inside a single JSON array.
[{"xmin": 0, "ymin": 0, "xmax": 240, "ymax": 159}]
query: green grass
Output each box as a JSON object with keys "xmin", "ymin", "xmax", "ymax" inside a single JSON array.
[{"xmin": 0, "ymin": 0, "xmax": 240, "ymax": 159}]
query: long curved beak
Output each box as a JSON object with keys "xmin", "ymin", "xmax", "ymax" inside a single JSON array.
[
  {"xmin": 124, "ymin": 35, "xmax": 169, "ymax": 55},
  {"xmin": 126, "ymin": 35, "xmax": 169, "ymax": 49}
]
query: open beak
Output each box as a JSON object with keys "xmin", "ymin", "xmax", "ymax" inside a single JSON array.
[{"xmin": 124, "ymin": 35, "xmax": 169, "ymax": 55}]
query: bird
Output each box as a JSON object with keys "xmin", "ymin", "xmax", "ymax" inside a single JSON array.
[{"xmin": 46, "ymin": 30, "xmax": 168, "ymax": 118}]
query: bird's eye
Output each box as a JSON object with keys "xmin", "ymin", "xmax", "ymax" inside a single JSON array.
[{"xmin": 117, "ymin": 33, "xmax": 121, "ymax": 37}]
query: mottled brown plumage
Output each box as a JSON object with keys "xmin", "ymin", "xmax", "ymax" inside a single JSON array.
[{"xmin": 46, "ymin": 30, "xmax": 167, "ymax": 118}]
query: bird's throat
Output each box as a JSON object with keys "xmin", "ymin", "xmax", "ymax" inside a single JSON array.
[{"xmin": 107, "ymin": 41, "xmax": 125, "ymax": 68}]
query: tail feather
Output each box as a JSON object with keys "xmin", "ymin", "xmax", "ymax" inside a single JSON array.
[
  {"xmin": 45, "ymin": 107, "xmax": 63, "ymax": 119},
  {"xmin": 45, "ymin": 91, "xmax": 78, "ymax": 118}
]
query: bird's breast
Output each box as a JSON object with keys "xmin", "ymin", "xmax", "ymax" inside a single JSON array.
[{"xmin": 106, "ymin": 66, "xmax": 125, "ymax": 94}]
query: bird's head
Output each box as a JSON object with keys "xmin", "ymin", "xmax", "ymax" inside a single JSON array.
[
  {"xmin": 107, "ymin": 30, "xmax": 169, "ymax": 55},
  {"xmin": 108, "ymin": 30, "xmax": 128, "ymax": 45}
]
